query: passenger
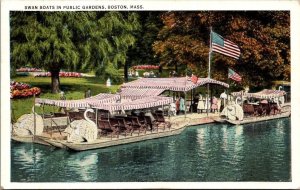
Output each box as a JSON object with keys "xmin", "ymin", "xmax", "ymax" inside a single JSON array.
[
  {"xmin": 131, "ymin": 109, "xmax": 140, "ymax": 116},
  {"xmin": 197, "ymin": 94, "xmax": 205, "ymax": 113},
  {"xmin": 179, "ymin": 96, "xmax": 185, "ymax": 114},
  {"xmin": 175, "ymin": 97, "xmax": 180, "ymax": 115},
  {"xmin": 192, "ymin": 94, "xmax": 199, "ymax": 113},
  {"xmin": 145, "ymin": 109, "xmax": 155, "ymax": 130},
  {"xmin": 220, "ymin": 90, "xmax": 227, "ymax": 112},
  {"xmin": 211, "ymin": 96, "xmax": 218, "ymax": 113}
]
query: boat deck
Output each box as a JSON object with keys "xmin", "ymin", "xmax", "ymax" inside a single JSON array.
[{"xmin": 33, "ymin": 112, "xmax": 220, "ymax": 151}]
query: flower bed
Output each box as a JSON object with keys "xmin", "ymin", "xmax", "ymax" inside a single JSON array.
[
  {"xmin": 10, "ymin": 81, "xmax": 41, "ymax": 99},
  {"xmin": 16, "ymin": 67, "xmax": 42, "ymax": 72},
  {"xmin": 33, "ymin": 72, "xmax": 82, "ymax": 77},
  {"xmin": 132, "ymin": 65, "xmax": 159, "ymax": 70}
]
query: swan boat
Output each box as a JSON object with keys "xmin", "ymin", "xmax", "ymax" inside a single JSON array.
[
  {"xmin": 11, "ymin": 77, "xmax": 229, "ymax": 151},
  {"xmin": 219, "ymin": 89, "xmax": 291, "ymax": 125}
]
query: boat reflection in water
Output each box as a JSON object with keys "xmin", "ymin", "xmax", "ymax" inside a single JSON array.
[
  {"xmin": 11, "ymin": 118, "xmax": 290, "ymax": 182},
  {"xmin": 66, "ymin": 153, "xmax": 98, "ymax": 181}
]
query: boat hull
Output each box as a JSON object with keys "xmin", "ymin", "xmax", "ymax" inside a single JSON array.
[
  {"xmin": 11, "ymin": 135, "xmax": 52, "ymax": 146},
  {"xmin": 61, "ymin": 120, "xmax": 189, "ymax": 151},
  {"xmin": 225, "ymin": 111, "xmax": 291, "ymax": 125}
]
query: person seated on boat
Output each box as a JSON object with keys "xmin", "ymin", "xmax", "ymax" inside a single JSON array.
[
  {"xmin": 144, "ymin": 109, "xmax": 156, "ymax": 130},
  {"xmin": 131, "ymin": 109, "xmax": 141, "ymax": 116}
]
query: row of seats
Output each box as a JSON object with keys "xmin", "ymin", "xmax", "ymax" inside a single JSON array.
[{"xmin": 68, "ymin": 110, "xmax": 171, "ymax": 139}]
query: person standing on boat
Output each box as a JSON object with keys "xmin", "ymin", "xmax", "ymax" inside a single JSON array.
[
  {"xmin": 211, "ymin": 96, "xmax": 218, "ymax": 113},
  {"xmin": 179, "ymin": 96, "xmax": 185, "ymax": 115},
  {"xmin": 220, "ymin": 90, "xmax": 227, "ymax": 112},
  {"xmin": 197, "ymin": 94, "xmax": 205, "ymax": 113},
  {"xmin": 175, "ymin": 96, "xmax": 180, "ymax": 115}
]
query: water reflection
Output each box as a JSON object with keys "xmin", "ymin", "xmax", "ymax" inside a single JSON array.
[
  {"xmin": 11, "ymin": 118, "xmax": 291, "ymax": 182},
  {"xmin": 66, "ymin": 153, "xmax": 98, "ymax": 181}
]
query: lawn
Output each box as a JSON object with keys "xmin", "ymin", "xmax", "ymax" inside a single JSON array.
[{"xmin": 11, "ymin": 76, "xmax": 121, "ymax": 122}]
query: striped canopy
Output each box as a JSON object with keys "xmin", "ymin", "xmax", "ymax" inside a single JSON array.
[
  {"xmin": 122, "ymin": 77, "xmax": 229, "ymax": 92},
  {"xmin": 120, "ymin": 88, "xmax": 165, "ymax": 100},
  {"xmin": 94, "ymin": 96, "xmax": 173, "ymax": 112},
  {"xmin": 35, "ymin": 93, "xmax": 120, "ymax": 108},
  {"xmin": 231, "ymin": 89, "xmax": 286, "ymax": 99}
]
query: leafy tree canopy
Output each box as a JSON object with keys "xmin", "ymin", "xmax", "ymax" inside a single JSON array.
[
  {"xmin": 10, "ymin": 11, "xmax": 140, "ymax": 93},
  {"xmin": 153, "ymin": 11, "xmax": 290, "ymax": 89}
]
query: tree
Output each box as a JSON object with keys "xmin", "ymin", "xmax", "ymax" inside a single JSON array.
[
  {"xmin": 11, "ymin": 12, "xmax": 80, "ymax": 93},
  {"xmin": 153, "ymin": 11, "xmax": 290, "ymax": 89},
  {"xmin": 10, "ymin": 11, "xmax": 140, "ymax": 92},
  {"xmin": 74, "ymin": 12, "xmax": 140, "ymax": 83},
  {"xmin": 127, "ymin": 12, "xmax": 163, "ymax": 78}
]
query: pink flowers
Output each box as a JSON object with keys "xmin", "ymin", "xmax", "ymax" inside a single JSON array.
[
  {"xmin": 10, "ymin": 81, "xmax": 41, "ymax": 99},
  {"xmin": 16, "ymin": 67, "xmax": 42, "ymax": 72},
  {"xmin": 34, "ymin": 72, "xmax": 82, "ymax": 77},
  {"xmin": 132, "ymin": 65, "xmax": 159, "ymax": 70}
]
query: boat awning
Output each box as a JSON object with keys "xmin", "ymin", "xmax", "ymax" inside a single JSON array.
[
  {"xmin": 35, "ymin": 93, "xmax": 120, "ymax": 108},
  {"xmin": 231, "ymin": 89, "xmax": 286, "ymax": 99},
  {"xmin": 120, "ymin": 88, "xmax": 165, "ymax": 100},
  {"xmin": 94, "ymin": 96, "xmax": 173, "ymax": 112},
  {"xmin": 121, "ymin": 77, "xmax": 229, "ymax": 92}
]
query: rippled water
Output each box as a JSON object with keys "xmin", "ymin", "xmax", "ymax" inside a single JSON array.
[{"xmin": 11, "ymin": 118, "xmax": 291, "ymax": 182}]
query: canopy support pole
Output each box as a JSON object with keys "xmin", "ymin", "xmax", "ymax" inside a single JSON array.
[
  {"xmin": 33, "ymin": 94, "xmax": 36, "ymax": 140},
  {"xmin": 95, "ymin": 108, "xmax": 98, "ymax": 128},
  {"xmin": 191, "ymin": 89, "xmax": 194, "ymax": 113},
  {"xmin": 207, "ymin": 84, "xmax": 209, "ymax": 116},
  {"xmin": 42, "ymin": 103, "xmax": 45, "ymax": 119},
  {"xmin": 184, "ymin": 92, "xmax": 187, "ymax": 118}
]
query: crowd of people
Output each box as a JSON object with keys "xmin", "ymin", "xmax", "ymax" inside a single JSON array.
[{"xmin": 169, "ymin": 91, "xmax": 229, "ymax": 116}]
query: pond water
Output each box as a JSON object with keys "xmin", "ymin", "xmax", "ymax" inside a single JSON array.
[{"xmin": 11, "ymin": 118, "xmax": 291, "ymax": 182}]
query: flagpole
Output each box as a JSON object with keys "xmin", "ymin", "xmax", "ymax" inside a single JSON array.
[
  {"xmin": 208, "ymin": 27, "xmax": 212, "ymax": 78},
  {"xmin": 207, "ymin": 27, "xmax": 212, "ymax": 116}
]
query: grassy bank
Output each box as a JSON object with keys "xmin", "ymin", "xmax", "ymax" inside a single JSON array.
[{"xmin": 11, "ymin": 76, "xmax": 121, "ymax": 122}]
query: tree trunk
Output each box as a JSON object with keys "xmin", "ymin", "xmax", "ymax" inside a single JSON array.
[
  {"xmin": 51, "ymin": 70, "xmax": 60, "ymax": 93},
  {"xmin": 124, "ymin": 62, "xmax": 128, "ymax": 82},
  {"xmin": 159, "ymin": 65, "xmax": 162, "ymax": 73}
]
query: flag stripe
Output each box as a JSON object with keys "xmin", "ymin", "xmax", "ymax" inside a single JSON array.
[
  {"xmin": 211, "ymin": 32, "xmax": 241, "ymax": 59},
  {"xmin": 212, "ymin": 44, "xmax": 240, "ymax": 59},
  {"xmin": 228, "ymin": 68, "xmax": 242, "ymax": 82},
  {"xmin": 212, "ymin": 42, "xmax": 240, "ymax": 59}
]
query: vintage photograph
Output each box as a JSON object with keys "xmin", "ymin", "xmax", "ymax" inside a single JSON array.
[{"xmin": 1, "ymin": 0, "xmax": 299, "ymax": 189}]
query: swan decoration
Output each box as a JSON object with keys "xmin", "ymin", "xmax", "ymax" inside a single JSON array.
[
  {"xmin": 220, "ymin": 97, "xmax": 244, "ymax": 121},
  {"xmin": 64, "ymin": 109, "xmax": 98, "ymax": 143},
  {"xmin": 276, "ymin": 86, "xmax": 285, "ymax": 107},
  {"xmin": 13, "ymin": 106, "xmax": 44, "ymax": 136}
]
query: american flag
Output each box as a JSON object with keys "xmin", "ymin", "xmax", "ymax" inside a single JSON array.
[
  {"xmin": 187, "ymin": 74, "xmax": 198, "ymax": 84},
  {"xmin": 228, "ymin": 68, "xmax": 242, "ymax": 82},
  {"xmin": 211, "ymin": 31, "xmax": 241, "ymax": 59},
  {"xmin": 191, "ymin": 74, "xmax": 198, "ymax": 84}
]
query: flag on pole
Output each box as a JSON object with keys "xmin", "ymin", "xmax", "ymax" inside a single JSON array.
[
  {"xmin": 191, "ymin": 74, "xmax": 198, "ymax": 84},
  {"xmin": 228, "ymin": 68, "xmax": 242, "ymax": 82},
  {"xmin": 187, "ymin": 74, "xmax": 198, "ymax": 84},
  {"xmin": 211, "ymin": 31, "xmax": 241, "ymax": 59}
]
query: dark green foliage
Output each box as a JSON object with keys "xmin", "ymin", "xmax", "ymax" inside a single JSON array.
[{"xmin": 10, "ymin": 11, "xmax": 140, "ymax": 92}]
